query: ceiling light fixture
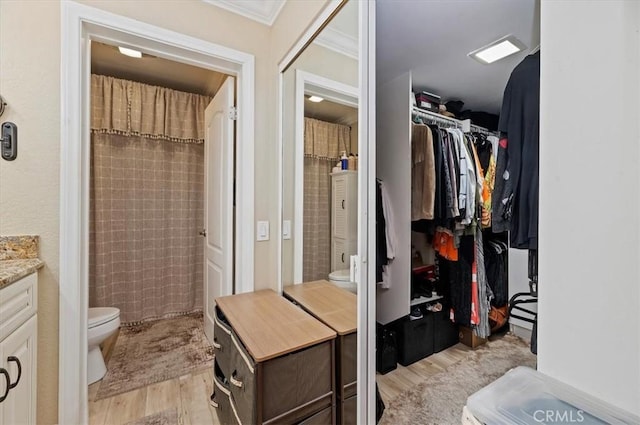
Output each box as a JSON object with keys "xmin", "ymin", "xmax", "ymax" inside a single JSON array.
[
  {"xmin": 118, "ymin": 46, "xmax": 143, "ymax": 58},
  {"xmin": 308, "ymin": 95, "xmax": 324, "ymax": 103},
  {"xmin": 468, "ymin": 35, "xmax": 526, "ymax": 64}
]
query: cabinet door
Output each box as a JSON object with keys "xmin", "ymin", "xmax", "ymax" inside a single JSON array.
[
  {"xmin": 0, "ymin": 314, "xmax": 37, "ymax": 425},
  {"xmin": 332, "ymin": 239, "xmax": 347, "ymax": 271},
  {"xmin": 332, "ymin": 176, "xmax": 348, "ymax": 239},
  {"xmin": 332, "ymin": 238, "xmax": 358, "ymax": 271}
]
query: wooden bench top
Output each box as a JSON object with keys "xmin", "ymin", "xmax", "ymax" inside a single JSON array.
[
  {"xmin": 284, "ymin": 280, "xmax": 357, "ymax": 336},
  {"xmin": 216, "ymin": 289, "xmax": 336, "ymax": 362}
]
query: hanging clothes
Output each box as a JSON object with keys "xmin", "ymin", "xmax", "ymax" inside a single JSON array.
[
  {"xmin": 497, "ymin": 51, "xmax": 540, "ymax": 249},
  {"xmin": 377, "ymin": 179, "xmax": 397, "ymax": 288},
  {"xmin": 411, "ymin": 124, "xmax": 436, "ymax": 220},
  {"xmin": 376, "ymin": 180, "xmax": 387, "ymax": 284}
]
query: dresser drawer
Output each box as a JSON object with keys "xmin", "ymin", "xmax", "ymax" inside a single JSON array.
[
  {"xmin": 298, "ymin": 406, "xmax": 333, "ymax": 425},
  {"xmin": 0, "ymin": 273, "xmax": 37, "ymax": 342},
  {"xmin": 262, "ymin": 341, "xmax": 333, "ymax": 423},
  {"xmin": 212, "ymin": 362, "xmax": 234, "ymax": 425},
  {"xmin": 213, "ymin": 306, "xmax": 232, "ymax": 377},
  {"xmin": 339, "ymin": 394, "xmax": 357, "ymax": 425},
  {"xmin": 337, "ymin": 332, "xmax": 357, "ymax": 399},
  {"xmin": 229, "ymin": 331, "xmax": 256, "ymax": 425}
]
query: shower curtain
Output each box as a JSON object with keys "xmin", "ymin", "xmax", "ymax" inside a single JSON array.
[
  {"xmin": 303, "ymin": 117, "xmax": 351, "ymax": 282},
  {"xmin": 89, "ymin": 75, "xmax": 212, "ymax": 324}
]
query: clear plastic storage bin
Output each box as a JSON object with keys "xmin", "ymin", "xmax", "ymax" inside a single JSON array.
[{"xmin": 466, "ymin": 366, "xmax": 639, "ymax": 425}]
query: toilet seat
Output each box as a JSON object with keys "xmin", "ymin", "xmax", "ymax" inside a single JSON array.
[
  {"xmin": 328, "ymin": 269, "xmax": 351, "ymax": 282},
  {"xmin": 328, "ymin": 269, "xmax": 357, "ymax": 294},
  {"xmin": 88, "ymin": 307, "xmax": 120, "ymax": 329}
]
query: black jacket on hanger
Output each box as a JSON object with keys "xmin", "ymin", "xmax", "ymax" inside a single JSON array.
[{"xmin": 498, "ymin": 51, "xmax": 540, "ymax": 250}]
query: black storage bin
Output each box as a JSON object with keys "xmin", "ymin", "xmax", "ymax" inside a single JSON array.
[
  {"xmin": 376, "ymin": 322, "xmax": 398, "ymax": 374},
  {"xmin": 432, "ymin": 309, "xmax": 459, "ymax": 353},
  {"xmin": 396, "ymin": 313, "xmax": 434, "ymax": 366}
]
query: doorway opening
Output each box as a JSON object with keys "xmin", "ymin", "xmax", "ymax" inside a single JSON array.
[
  {"xmin": 60, "ymin": 3, "xmax": 255, "ymax": 424},
  {"xmin": 86, "ymin": 40, "xmax": 234, "ymax": 422}
]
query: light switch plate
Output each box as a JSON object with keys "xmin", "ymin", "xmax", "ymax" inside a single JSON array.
[
  {"xmin": 257, "ymin": 221, "xmax": 270, "ymax": 241},
  {"xmin": 282, "ymin": 220, "xmax": 291, "ymax": 240}
]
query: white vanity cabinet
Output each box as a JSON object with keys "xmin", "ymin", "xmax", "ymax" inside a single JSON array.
[
  {"xmin": 331, "ymin": 170, "xmax": 357, "ymax": 271},
  {"xmin": 0, "ymin": 272, "xmax": 38, "ymax": 425}
]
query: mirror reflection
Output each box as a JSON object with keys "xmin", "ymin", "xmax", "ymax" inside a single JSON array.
[
  {"xmin": 280, "ymin": 2, "xmax": 360, "ymax": 422},
  {"xmin": 281, "ymin": 0, "xmax": 359, "ymax": 289}
]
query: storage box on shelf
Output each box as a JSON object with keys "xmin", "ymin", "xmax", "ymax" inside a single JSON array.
[
  {"xmin": 396, "ymin": 300, "xmax": 460, "ymax": 367},
  {"xmin": 415, "ymin": 91, "xmax": 441, "ymax": 112},
  {"xmin": 212, "ymin": 290, "xmax": 337, "ymax": 425}
]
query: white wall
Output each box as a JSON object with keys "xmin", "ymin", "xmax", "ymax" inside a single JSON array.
[
  {"xmin": 376, "ymin": 72, "xmax": 411, "ymax": 325},
  {"xmin": 538, "ymin": 0, "xmax": 640, "ymax": 415},
  {"xmin": 508, "ymin": 248, "xmax": 536, "ymax": 331}
]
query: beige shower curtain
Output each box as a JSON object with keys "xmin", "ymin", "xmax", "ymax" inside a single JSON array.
[
  {"xmin": 89, "ymin": 75, "xmax": 212, "ymax": 324},
  {"xmin": 303, "ymin": 118, "xmax": 351, "ymax": 282}
]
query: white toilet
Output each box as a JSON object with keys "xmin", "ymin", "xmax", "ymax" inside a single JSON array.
[
  {"xmin": 328, "ymin": 269, "xmax": 357, "ymax": 294},
  {"xmin": 88, "ymin": 307, "xmax": 120, "ymax": 384}
]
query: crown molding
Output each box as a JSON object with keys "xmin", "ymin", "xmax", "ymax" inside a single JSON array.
[
  {"xmin": 314, "ymin": 26, "xmax": 358, "ymax": 60},
  {"xmin": 203, "ymin": 0, "xmax": 286, "ymax": 26}
]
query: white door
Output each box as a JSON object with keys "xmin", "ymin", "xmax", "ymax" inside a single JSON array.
[{"xmin": 203, "ymin": 77, "xmax": 235, "ymax": 343}]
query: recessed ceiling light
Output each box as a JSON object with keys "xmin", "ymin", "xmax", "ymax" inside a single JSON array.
[
  {"xmin": 308, "ymin": 95, "xmax": 324, "ymax": 103},
  {"xmin": 118, "ymin": 46, "xmax": 142, "ymax": 58},
  {"xmin": 469, "ymin": 35, "xmax": 526, "ymax": 64}
]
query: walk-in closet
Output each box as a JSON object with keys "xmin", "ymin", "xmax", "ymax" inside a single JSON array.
[{"xmin": 374, "ymin": 1, "xmax": 540, "ymax": 420}]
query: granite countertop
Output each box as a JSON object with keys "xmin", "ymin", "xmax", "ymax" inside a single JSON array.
[
  {"xmin": 0, "ymin": 258, "xmax": 45, "ymax": 289},
  {"xmin": 0, "ymin": 235, "xmax": 44, "ymax": 289}
]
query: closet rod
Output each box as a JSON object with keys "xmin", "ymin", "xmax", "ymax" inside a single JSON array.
[
  {"xmin": 470, "ymin": 123, "xmax": 495, "ymax": 136},
  {"xmin": 412, "ymin": 107, "xmax": 462, "ymax": 128}
]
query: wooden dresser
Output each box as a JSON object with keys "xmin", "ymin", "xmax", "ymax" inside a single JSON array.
[
  {"xmin": 284, "ymin": 281, "xmax": 357, "ymax": 425},
  {"xmin": 212, "ymin": 289, "xmax": 337, "ymax": 424}
]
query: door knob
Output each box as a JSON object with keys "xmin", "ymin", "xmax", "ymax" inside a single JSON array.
[{"xmin": 199, "ymin": 229, "xmax": 207, "ymax": 237}]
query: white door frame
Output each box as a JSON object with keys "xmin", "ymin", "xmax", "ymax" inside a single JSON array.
[
  {"xmin": 60, "ymin": 2, "xmax": 255, "ymax": 423},
  {"xmin": 292, "ymin": 70, "xmax": 358, "ymax": 284}
]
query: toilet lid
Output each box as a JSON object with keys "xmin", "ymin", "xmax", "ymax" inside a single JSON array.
[
  {"xmin": 88, "ymin": 307, "xmax": 120, "ymax": 329},
  {"xmin": 329, "ymin": 269, "xmax": 351, "ymax": 282}
]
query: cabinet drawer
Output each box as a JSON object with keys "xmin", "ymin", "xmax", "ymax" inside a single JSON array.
[
  {"xmin": 212, "ymin": 364, "xmax": 235, "ymax": 425},
  {"xmin": 213, "ymin": 306, "xmax": 232, "ymax": 377},
  {"xmin": 337, "ymin": 332, "xmax": 357, "ymax": 399},
  {"xmin": 229, "ymin": 331, "xmax": 256, "ymax": 425},
  {"xmin": 262, "ymin": 341, "xmax": 333, "ymax": 424},
  {"xmin": 298, "ymin": 405, "xmax": 333, "ymax": 425},
  {"xmin": 0, "ymin": 273, "xmax": 37, "ymax": 342},
  {"xmin": 338, "ymin": 394, "xmax": 357, "ymax": 425}
]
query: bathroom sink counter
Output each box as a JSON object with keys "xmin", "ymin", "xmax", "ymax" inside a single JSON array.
[
  {"xmin": 0, "ymin": 258, "xmax": 45, "ymax": 289},
  {"xmin": 0, "ymin": 235, "xmax": 44, "ymax": 288}
]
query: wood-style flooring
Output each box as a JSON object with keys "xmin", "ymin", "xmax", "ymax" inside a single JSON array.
[
  {"xmin": 89, "ymin": 334, "xmax": 472, "ymax": 424},
  {"xmin": 376, "ymin": 342, "xmax": 472, "ymax": 404},
  {"xmin": 89, "ymin": 368, "xmax": 219, "ymax": 425}
]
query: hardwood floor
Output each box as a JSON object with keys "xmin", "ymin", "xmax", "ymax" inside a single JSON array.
[
  {"xmin": 89, "ymin": 368, "xmax": 219, "ymax": 425},
  {"xmin": 376, "ymin": 342, "xmax": 472, "ymax": 404},
  {"xmin": 89, "ymin": 336, "xmax": 472, "ymax": 424}
]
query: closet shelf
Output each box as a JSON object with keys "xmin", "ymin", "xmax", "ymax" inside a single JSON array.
[
  {"xmin": 410, "ymin": 294, "xmax": 444, "ymax": 306},
  {"xmin": 412, "ymin": 106, "xmax": 497, "ymax": 135}
]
